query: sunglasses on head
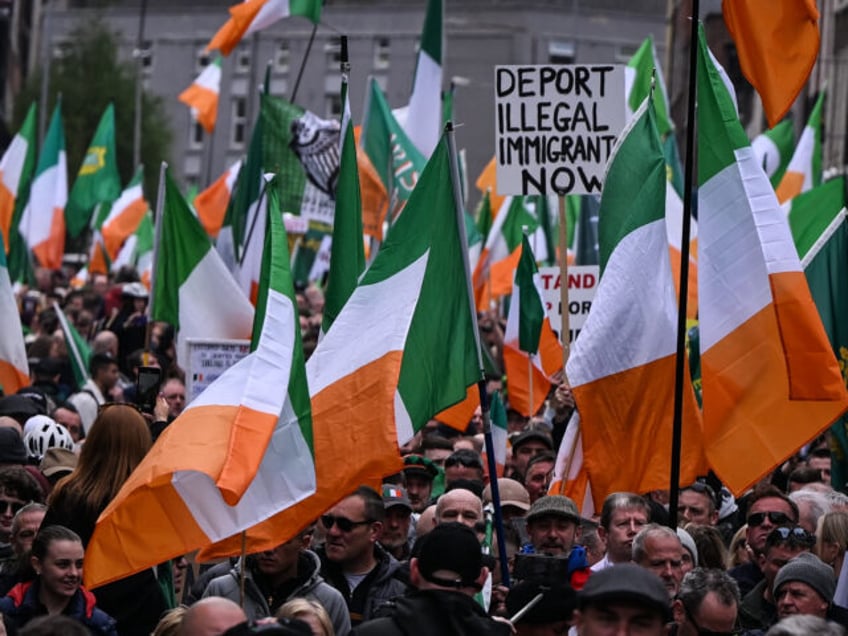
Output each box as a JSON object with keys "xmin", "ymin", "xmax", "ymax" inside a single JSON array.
[
  {"xmin": 747, "ymin": 511, "xmax": 794, "ymax": 527},
  {"xmin": 320, "ymin": 514, "xmax": 372, "ymax": 533},
  {"xmin": 768, "ymin": 526, "xmax": 816, "ymax": 547}
]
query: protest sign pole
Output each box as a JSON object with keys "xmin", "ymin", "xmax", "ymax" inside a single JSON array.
[
  {"xmin": 447, "ymin": 122, "xmax": 510, "ymax": 587},
  {"xmin": 557, "ymin": 193, "xmax": 571, "ymax": 381},
  {"xmin": 668, "ymin": 0, "xmax": 699, "ymax": 530}
]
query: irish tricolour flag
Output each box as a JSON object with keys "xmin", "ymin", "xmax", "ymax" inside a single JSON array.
[
  {"xmin": 0, "ymin": 104, "xmax": 36, "ymax": 253},
  {"xmin": 20, "ymin": 102, "xmax": 66, "ymax": 269},
  {"xmin": 402, "ymin": 0, "xmax": 443, "ymax": 158},
  {"xmin": 696, "ymin": 27, "xmax": 848, "ymax": 494},
  {"xmin": 208, "ymin": 0, "xmax": 321, "ymax": 56},
  {"xmin": 192, "ymin": 131, "xmax": 481, "ymax": 560},
  {"xmin": 179, "ymin": 57, "xmax": 222, "ymax": 134},
  {"xmin": 0, "ymin": 235, "xmax": 28, "ymax": 394},
  {"xmin": 89, "ymin": 167, "xmax": 148, "ymax": 275},
  {"xmin": 566, "ymin": 96, "xmax": 704, "ymax": 508},
  {"xmin": 85, "ymin": 182, "xmax": 313, "ymax": 587},
  {"xmin": 152, "ymin": 169, "xmax": 254, "ymax": 366},
  {"xmin": 502, "ymin": 234, "xmax": 561, "ymax": 417}
]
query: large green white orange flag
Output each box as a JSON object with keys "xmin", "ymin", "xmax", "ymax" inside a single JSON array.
[
  {"xmin": 195, "ymin": 130, "xmax": 480, "ymax": 560},
  {"xmin": 322, "ymin": 70, "xmax": 364, "ymax": 334},
  {"xmin": 152, "ymin": 169, "xmax": 254, "ymax": 366},
  {"xmin": 503, "ymin": 234, "xmax": 561, "ymax": 417},
  {"xmin": 788, "ymin": 178, "xmax": 848, "ymax": 492},
  {"xmin": 696, "ymin": 28, "xmax": 848, "ymax": 495},
  {"xmin": 401, "ymin": 0, "xmax": 443, "ymax": 157},
  {"xmin": 0, "ymin": 104, "xmax": 36, "ymax": 253},
  {"xmin": 208, "ymin": 0, "xmax": 321, "ymax": 56},
  {"xmin": 775, "ymin": 91, "xmax": 824, "ymax": 204},
  {"xmin": 89, "ymin": 167, "xmax": 148, "ymax": 275},
  {"xmin": 566, "ymin": 97, "xmax": 705, "ymax": 508},
  {"xmin": 20, "ymin": 103, "xmax": 66, "ymax": 269},
  {"xmin": 117, "ymin": 210, "xmax": 154, "ymax": 287},
  {"xmin": 752, "ymin": 119, "xmax": 794, "ymax": 188},
  {"xmin": 66, "ymin": 104, "xmax": 121, "ymax": 237},
  {"xmin": 0, "ymin": 234, "xmax": 28, "ymax": 394},
  {"xmin": 86, "ymin": 182, "xmax": 314, "ymax": 587},
  {"xmin": 179, "ymin": 57, "xmax": 222, "ymax": 134}
]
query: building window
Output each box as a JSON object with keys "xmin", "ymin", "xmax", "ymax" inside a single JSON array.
[
  {"xmin": 326, "ymin": 93, "xmax": 342, "ymax": 119},
  {"xmin": 230, "ymin": 97, "xmax": 247, "ymax": 148},
  {"xmin": 188, "ymin": 121, "xmax": 204, "ymax": 150},
  {"xmin": 325, "ymin": 36, "xmax": 342, "ymax": 70},
  {"xmin": 236, "ymin": 47, "xmax": 251, "ymax": 74},
  {"xmin": 138, "ymin": 40, "xmax": 154, "ymax": 74},
  {"xmin": 548, "ymin": 40, "xmax": 575, "ymax": 64},
  {"xmin": 374, "ymin": 37, "xmax": 390, "ymax": 70},
  {"xmin": 276, "ymin": 41, "xmax": 290, "ymax": 74}
]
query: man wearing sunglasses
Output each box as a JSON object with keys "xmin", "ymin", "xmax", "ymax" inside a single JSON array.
[
  {"xmin": 0, "ymin": 466, "xmax": 43, "ymax": 558},
  {"xmin": 672, "ymin": 568, "xmax": 741, "ymax": 636},
  {"xmin": 318, "ymin": 486, "xmax": 407, "ymax": 628},
  {"xmin": 739, "ymin": 526, "xmax": 815, "ymax": 631},
  {"xmin": 729, "ymin": 486, "xmax": 799, "ymax": 597}
]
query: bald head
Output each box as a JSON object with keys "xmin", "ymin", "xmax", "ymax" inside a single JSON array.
[
  {"xmin": 0, "ymin": 417, "xmax": 22, "ymax": 438},
  {"xmin": 435, "ymin": 488, "xmax": 483, "ymax": 529},
  {"xmin": 179, "ymin": 597, "xmax": 246, "ymax": 636}
]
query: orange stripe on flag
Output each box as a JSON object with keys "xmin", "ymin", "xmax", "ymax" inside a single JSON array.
[
  {"xmin": 0, "ymin": 361, "xmax": 29, "ymax": 396},
  {"xmin": 208, "ymin": 0, "xmax": 267, "ymax": 56},
  {"xmin": 0, "ymin": 186, "xmax": 14, "ymax": 252},
  {"xmin": 32, "ymin": 208, "xmax": 65, "ymax": 270},
  {"xmin": 489, "ymin": 246, "xmax": 521, "ymax": 299},
  {"xmin": 436, "ymin": 385, "xmax": 479, "ymax": 432},
  {"xmin": 702, "ymin": 294, "xmax": 848, "ymax": 492},
  {"xmin": 102, "ymin": 199, "xmax": 148, "ymax": 260},
  {"xmin": 575, "ymin": 354, "xmax": 705, "ymax": 510},
  {"xmin": 197, "ymin": 351, "xmax": 406, "ymax": 560},
  {"xmin": 775, "ymin": 172, "xmax": 805, "ymax": 205},
  {"xmin": 475, "ymin": 157, "xmax": 505, "ymax": 214}
]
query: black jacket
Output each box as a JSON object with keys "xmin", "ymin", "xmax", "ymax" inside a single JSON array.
[{"xmin": 351, "ymin": 589, "xmax": 512, "ymax": 636}]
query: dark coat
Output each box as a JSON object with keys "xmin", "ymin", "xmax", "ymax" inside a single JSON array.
[{"xmin": 0, "ymin": 580, "xmax": 117, "ymax": 635}]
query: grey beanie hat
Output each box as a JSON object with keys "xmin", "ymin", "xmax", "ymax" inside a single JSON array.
[{"xmin": 774, "ymin": 552, "xmax": 835, "ymax": 603}]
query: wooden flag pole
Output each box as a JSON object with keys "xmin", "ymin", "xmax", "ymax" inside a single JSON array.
[
  {"xmin": 557, "ymin": 192, "xmax": 571, "ymax": 384},
  {"xmin": 668, "ymin": 0, "xmax": 700, "ymax": 530}
]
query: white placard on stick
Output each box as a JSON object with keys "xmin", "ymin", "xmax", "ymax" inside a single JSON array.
[
  {"xmin": 539, "ymin": 265, "xmax": 599, "ymax": 344},
  {"xmin": 494, "ymin": 64, "xmax": 626, "ymax": 196},
  {"xmin": 185, "ymin": 338, "xmax": 251, "ymax": 403}
]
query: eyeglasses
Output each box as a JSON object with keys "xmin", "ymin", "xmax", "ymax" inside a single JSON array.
[
  {"xmin": 320, "ymin": 514, "xmax": 372, "ymax": 533},
  {"xmin": 747, "ymin": 511, "xmax": 794, "ymax": 527},
  {"xmin": 0, "ymin": 500, "xmax": 25, "ymax": 516},
  {"xmin": 682, "ymin": 602, "xmax": 740, "ymax": 636},
  {"xmin": 768, "ymin": 526, "xmax": 816, "ymax": 547}
]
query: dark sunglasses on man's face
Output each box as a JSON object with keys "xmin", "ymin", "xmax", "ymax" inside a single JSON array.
[
  {"xmin": 747, "ymin": 511, "xmax": 793, "ymax": 527},
  {"xmin": 768, "ymin": 526, "xmax": 816, "ymax": 547},
  {"xmin": 320, "ymin": 514, "xmax": 372, "ymax": 533},
  {"xmin": 445, "ymin": 456, "xmax": 482, "ymax": 469},
  {"xmin": 0, "ymin": 500, "xmax": 25, "ymax": 516}
]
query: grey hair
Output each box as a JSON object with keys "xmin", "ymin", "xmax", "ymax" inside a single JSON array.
[
  {"xmin": 11, "ymin": 502, "xmax": 47, "ymax": 535},
  {"xmin": 632, "ymin": 523, "xmax": 679, "ymax": 563},
  {"xmin": 599, "ymin": 492, "xmax": 651, "ymax": 531},
  {"xmin": 789, "ymin": 489, "xmax": 832, "ymax": 532},
  {"xmin": 826, "ymin": 491, "xmax": 848, "ymax": 510},
  {"xmin": 766, "ymin": 615, "xmax": 846, "ymax": 636},
  {"xmin": 677, "ymin": 567, "xmax": 740, "ymax": 613}
]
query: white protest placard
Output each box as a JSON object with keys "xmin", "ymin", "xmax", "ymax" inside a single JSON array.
[
  {"xmin": 539, "ymin": 265, "xmax": 599, "ymax": 343},
  {"xmin": 186, "ymin": 338, "xmax": 251, "ymax": 403},
  {"xmin": 494, "ymin": 65, "xmax": 626, "ymax": 196}
]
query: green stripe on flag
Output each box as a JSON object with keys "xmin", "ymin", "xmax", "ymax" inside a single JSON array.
[
  {"xmin": 789, "ymin": 178, "xmax": 846, "ymax": 262},
  {"xmin": 627, "ymin": 36, "xmax": 674, "ymax": 138},
  {"xmin": 152, "ymin": 170, "xmax": 214, "ymax": 328},
  {"xmin": 323, "ymin": 76, "xmax": 365, "ymax": 333},
  {"xmin": 254, "ymin": 178, "xmax": 314, "ymax": 452},
  {"xmin": 291, "ymin": 0, "xmax": 322, "ymax": 24},
  {"xmin": 516, "ymin": 234, "xmax": 544, "ymax": 354},
  {"xmin": 696, "ymin": 25, "xmax": 750, "ymax": 186},
  {"xmin": 419, "ymin": 0, "xmax": 442, "ymax": 65},
  {"xmin": 599, "ymin": 100, "xmax": 666, "ymax": 273}
]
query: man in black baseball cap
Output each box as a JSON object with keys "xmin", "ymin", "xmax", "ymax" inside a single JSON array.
[
  {"xmin": 352, "ymin": 523, "xmax": 511, "ymax": 635},
  {"xmin": 574, "ymin": 563, "xmax": 670, "ymax": 635},
  {"xmin": 402, "ymin": 455, "xmax": 439, "ymax": 513}
]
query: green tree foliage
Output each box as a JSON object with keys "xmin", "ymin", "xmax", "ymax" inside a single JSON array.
[{"xmin": 13, "ymin": 17, "xmax": 171, "ymax": 210}]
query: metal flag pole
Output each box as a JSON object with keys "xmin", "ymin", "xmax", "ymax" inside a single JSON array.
[
  {"xmin": 446, "ymin": 121, "xmax": 511, "ymax": 587},
  {"xmin": 668, "ymin": 0, "xmax": 700, "ymax": 529}
]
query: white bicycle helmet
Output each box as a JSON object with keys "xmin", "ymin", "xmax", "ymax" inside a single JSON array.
[{"xmin": 23, "ymin": 416, "xmax": 74, "ymax": 461}]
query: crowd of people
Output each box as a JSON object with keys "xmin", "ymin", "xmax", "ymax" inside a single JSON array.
[{"xmin": 0, "ymin": 266, "xmax": 847, "ymax": 635}]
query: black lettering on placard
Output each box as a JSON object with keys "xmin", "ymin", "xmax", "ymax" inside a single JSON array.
[{"xmin": 495, "ymin": 64, "xmax": 622, "ymax": 195}]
